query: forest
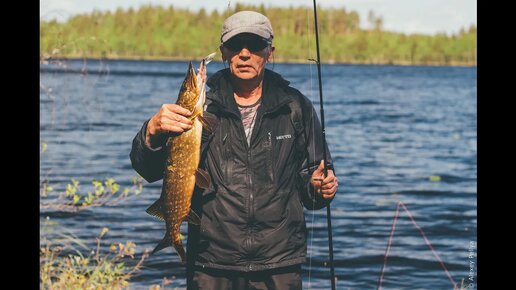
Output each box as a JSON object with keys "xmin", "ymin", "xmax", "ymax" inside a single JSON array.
[{"xmin": 40, "ymin": 4, "xmax": 477, "ymax": 66}]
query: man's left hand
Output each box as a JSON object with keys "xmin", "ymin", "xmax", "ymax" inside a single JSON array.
[{"xmin": 310, "ymin": 160, "xmax": 338, "ymax": 200}]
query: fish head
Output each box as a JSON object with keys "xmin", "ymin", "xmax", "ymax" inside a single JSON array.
[
  {"xmin": 176, "ymin": 62, "xmax": 200, "ymax": 112},
  {"xmin": 177, "ymin": 53, "xmax": 216, "ymax": 113}
]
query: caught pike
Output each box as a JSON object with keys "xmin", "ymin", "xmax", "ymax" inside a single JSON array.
[{"xmin": 146, "ymin": 53, "xmax": 217, "ymax": 262}]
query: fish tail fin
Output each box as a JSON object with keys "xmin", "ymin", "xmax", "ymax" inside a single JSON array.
[
  {"xmin": 151, "ymin": 235, "xmax": 172, "ymax": 255},
  {"xmin": 151, "ymin": 235, "xmax": 188, "ymax": 263},
  {"xmin": 174, "ymin": 242, "xmax": 187, "ymax": 264}
]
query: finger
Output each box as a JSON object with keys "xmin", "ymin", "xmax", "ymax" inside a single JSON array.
[
  {"xmin": 311, "ymin": 166, "xmax": 324, "ymax": 185},
  {"xmin": 321, "ymin": 178, "xmax": 339, "ymax": 189},
  {"xmin": 164, "ymin": 112, "xmax": 193, "ymax": 125},
  {"xmin": 311, "ymin": 173, "xmax": 324, "ymax": 183},
  {"xmin": 313, "ymin": 160, "xmax": 325, "ymax": 174},
  {"xmin": 166, "ymin": 104, "xmax": 192, "ymax": 117},
  {"xmin": 322, "ymin": 181, "xmax": 338, "ymax": 193},
  {"xmin": 321, "ymin": 181, "xmax": 335, "ymax": 190},
  {"xmin": 162, "ymin": 124, "xmax": 187, "ymax": 133},
  {"xmin": 321, "ymin": 179, "xmax": 337, "ymax": 190},
  {"xmin": 162, "ymin": 117, "xmax": 193, "ymax": 129},
  {"xmin": 322, "ymin": 176, "xmax": 334, "ymax": 184},
  {"xmin": 174, "ymin": 106, "xmax": 193, "ymax": 117},
  {"xmin": 173, "ymin": 121, "xmax": 193, "ymax": 131},
  {"xmin": 322, "ymin": 171, "xmax": 335, "ymax": 184},
  {"xmin": 176, "ymin": 114, "xmax": 194, "ymax": 125},
  {"xmin": 321, "ymin": 183, "xmax": 337, "ymax": 196},
  {"xmin": 321, "ymin": 191, "xmax": 336, "ymax": 199},
  {"xmin": 318, "ymin": 160, "xmax": 325, "ymax": 170}
]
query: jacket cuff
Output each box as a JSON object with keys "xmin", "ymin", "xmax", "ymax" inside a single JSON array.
[{"xmin": 141, "ymin": 119, "xmax": 165, "ymax": 152}]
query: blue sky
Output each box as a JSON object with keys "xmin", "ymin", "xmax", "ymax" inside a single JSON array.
[{"xmin": 40, "ymin": 0, "xmax": 476, "ymax": 35}]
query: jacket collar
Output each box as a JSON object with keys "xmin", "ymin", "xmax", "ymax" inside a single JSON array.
[{"xmin": 207, "ymin": 68, "xmax": 293, "ymax": 116}]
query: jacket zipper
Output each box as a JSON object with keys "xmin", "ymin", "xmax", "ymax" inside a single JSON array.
[
  {"xmin": 222, "ymin": 133, "xmax": 231, "ymax": 179},
  {"xmin": 219, "ymin": 100, "xmax": 292, "ymax": 238},
  {"xmin": 267, "ymin": 131, "xmax": 274, "ymax": 183},
  {"xmin": 247, "ymin": 109, "xmax": 274, "ymax": 225}
]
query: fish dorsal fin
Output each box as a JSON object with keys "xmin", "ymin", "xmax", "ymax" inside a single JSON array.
[
  {"xmin": 186, "ymin": 209, "xmax": 201, "ymax": 225},
  {"xmin": 195, "ymin": 168, "xmax": 211, "ymax": 189},
  {"xmin": 146, "ymin": 198, "xmax": 165, "ymax": 221},
  {"xmin": 198, "ymin": 111, "xmax": 219, "ymax": 133}
]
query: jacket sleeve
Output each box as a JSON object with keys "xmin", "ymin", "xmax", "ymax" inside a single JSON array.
[
  {"xmin": 297, "ymin": 99, "xmax": 336, "ymax": 210},
  {"xmin": 129, "ymin": 119, "xmax": 167, "ymax": 183}
]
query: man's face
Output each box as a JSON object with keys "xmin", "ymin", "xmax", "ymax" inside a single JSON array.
[{"xmin": 220, "ymin": 33, "xmax": 274, "ymax": 82}]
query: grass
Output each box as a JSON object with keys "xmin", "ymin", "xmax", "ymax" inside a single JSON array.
[{"xmin": 40, "ymin": 226, "xmax": 149, "ymax": 289}]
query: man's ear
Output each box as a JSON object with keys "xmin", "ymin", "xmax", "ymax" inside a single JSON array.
[
  {"xmin": 220, "ymin": 45, "xmax": 226, "ymax": 61},
  {"xmin": 268, "ymin": 46, "xmax": 275, "ymax": 62}
]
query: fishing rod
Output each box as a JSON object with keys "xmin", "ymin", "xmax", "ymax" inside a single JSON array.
[{"xmin": 311, "ymin": 1, "xmax": 336, "ymax": 289}]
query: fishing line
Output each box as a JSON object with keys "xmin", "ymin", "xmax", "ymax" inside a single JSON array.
[{"xmin": 377, "ymin": 201, "xmax": 458, "ymax": 290}]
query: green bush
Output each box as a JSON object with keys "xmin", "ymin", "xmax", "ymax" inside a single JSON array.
[{"xmin": 40, "ymin": 227, "xmax": 149, "ymax": 289}]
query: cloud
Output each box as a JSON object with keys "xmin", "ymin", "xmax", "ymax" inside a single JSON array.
[{"xmin": 39, "ymin": 0, "xmax": 476, "ymax": 34}]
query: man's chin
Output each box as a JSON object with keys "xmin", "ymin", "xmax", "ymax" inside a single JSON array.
[{"xmin": 234, "ymin": 72, "xmax": 258, "ymax": 81}]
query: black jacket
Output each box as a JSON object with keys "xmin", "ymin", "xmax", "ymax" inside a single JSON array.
[{"xmin": 130, "ymin": 68, "xmax": 334, "ymax": 272}]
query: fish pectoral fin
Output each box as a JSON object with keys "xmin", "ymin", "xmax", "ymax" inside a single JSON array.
[
  {"xmin": 195, "ymin": 168, "xmax": 211, "ymax": 189},
  {"xmin": 146, "ymin": 199, "xmax": 165, "ymax": 221},
  {"xmin": 198, "ymin": 112, "xmax": 219, "ymax": 133},
  {"xmin": 186, "ymin": 209, "xmax": 201, "ymax": 225},
  {"xmin": 189, "ymin": 106, "xmax": 202, "ymax": 121}
]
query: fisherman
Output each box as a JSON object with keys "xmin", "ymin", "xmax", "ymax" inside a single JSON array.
[{"xmin": 130, "ymin": 10, "xmax": 338, "ymax": 290}]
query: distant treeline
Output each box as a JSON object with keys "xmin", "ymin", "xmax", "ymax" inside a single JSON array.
[{"xmin": 40, "ymin": 4, "xmax": 476, "ymax": 66}]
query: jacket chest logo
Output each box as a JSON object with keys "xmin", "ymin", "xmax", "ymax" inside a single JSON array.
[{"xmin": 275, "ymin": 134, "xmax": 292, "ymax": 140}]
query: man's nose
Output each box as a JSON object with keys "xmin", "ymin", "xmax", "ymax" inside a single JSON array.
[{"xmin": 238, "ymin": 47, "xmax": 251, "ymax": 59}]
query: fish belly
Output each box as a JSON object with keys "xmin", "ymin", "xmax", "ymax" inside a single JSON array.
[{"xmin": 163, "ymin": 119, "xmax": 202, "ymax": 243}]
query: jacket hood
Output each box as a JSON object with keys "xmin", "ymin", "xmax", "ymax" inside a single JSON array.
[{"xmin": 206, "ymin": 68, "xmax": 293, "ymax": 115}]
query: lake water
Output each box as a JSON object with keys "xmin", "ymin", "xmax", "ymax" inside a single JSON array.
[{"xmin": 40, "ymin": 59, "xmax": 477, "ymax": 289}]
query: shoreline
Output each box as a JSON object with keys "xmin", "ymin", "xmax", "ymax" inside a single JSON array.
[{"xmin": 41, "ymin": 55, "xmax": 477, "ymax": 68}]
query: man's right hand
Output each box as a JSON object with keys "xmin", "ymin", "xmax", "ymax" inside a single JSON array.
[{"xmin": 145, "ymin": 104, "xmax": 193, "ymax": 148}]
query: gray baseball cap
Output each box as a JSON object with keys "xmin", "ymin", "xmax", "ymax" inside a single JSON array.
[{"xmin": 220, "ymin": 11, "xmax": 274, "ymax": 43}]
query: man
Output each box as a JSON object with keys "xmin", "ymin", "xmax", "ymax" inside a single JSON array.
[{"xmin": 130, "ymin": 10, "xmax": 338, "ymax": 290}]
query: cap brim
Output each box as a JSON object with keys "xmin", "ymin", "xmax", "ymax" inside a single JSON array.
[{"xmin": 221, "ymin": 27, "xmax": 271, "ymax": 43}]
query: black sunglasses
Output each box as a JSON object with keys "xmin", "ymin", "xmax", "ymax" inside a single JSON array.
[{"xmin": 223, "ymin": 36, "xmax": 271, "ymax": 52}]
